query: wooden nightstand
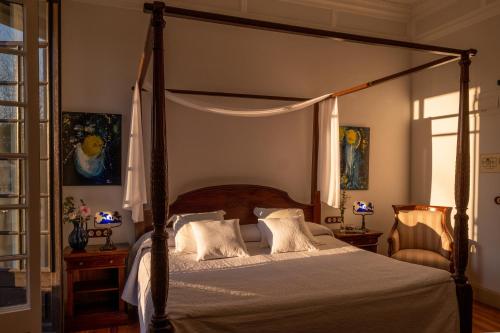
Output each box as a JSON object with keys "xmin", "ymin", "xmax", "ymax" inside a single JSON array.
[
  {"xmin": 64, "ymin": 243, "xmax": 131, "ymax": 332},
  {"xmin": 333, "ymin": 229, "xmax": 383, "ymax": 253}
]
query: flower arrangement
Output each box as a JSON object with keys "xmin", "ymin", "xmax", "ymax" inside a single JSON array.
[{"xmin": 63, "ymin": 196, "xmax": 91, "ymax": 225}]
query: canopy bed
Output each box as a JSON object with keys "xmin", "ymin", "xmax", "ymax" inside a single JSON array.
[{"xmin": 125, "ymin": 2, "xmax": 477, "ymax": 332}]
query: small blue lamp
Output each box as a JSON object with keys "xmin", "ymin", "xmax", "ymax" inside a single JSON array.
[
  {"xmin": 92, "ymin": 211, "xmax": 122, "ymax": 251},
  {"xmin": 353, "ymin": 201, "xmax": 374, "ymax": 231}
]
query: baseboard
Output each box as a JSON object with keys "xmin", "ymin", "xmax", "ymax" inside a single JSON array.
[{"xmin": 473, "ymin": 285, "xmax": 500, "ymax": 309}]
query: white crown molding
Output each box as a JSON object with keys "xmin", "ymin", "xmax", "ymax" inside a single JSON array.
[
  {"xmin": 287, "ymin": 0, "xmax": 412, "ymax": 22},
  {"xmin": 70, "ymin": 0, "xmax": 412, "ymax": 39},
  {"xmin": 412, "ymin": 0, "xmax": 457, "ymax": 20},
  {"xmin": 413, "ymin": 0, "xmax": 500, "ymax": 42},
  {"xmin": 70, "ymin": 0, "xmax": 413, "ymax": 22}
]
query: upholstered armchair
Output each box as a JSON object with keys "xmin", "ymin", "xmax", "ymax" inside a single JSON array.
[{"xmin": 388, "ymin": 205, "xmax": 454, "ymax": 272}]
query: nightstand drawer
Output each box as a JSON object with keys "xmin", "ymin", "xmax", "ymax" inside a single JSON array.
[
  {"xmin": 66, "ymin": 255, "xmax": 126, "ymax": 270},
  {"xmin": 344, "ymin": 236, "xmax": 379, "ymax": 246},
  {"xmin": 332, "ymin": 230, "xmax": 383, "ymax": 253}
]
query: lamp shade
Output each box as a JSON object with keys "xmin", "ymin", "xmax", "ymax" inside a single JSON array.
[
  {"xmin": 353, "ymin": 201, "xmax": 374, "ymax": 215},
  {"xmin": 95, "ymin": 211, "xmax": 119, "ymax": 224}
]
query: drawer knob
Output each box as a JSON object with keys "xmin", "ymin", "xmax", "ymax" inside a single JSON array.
[
  {"xmin": 109, "ymin": 260, "xmax": 114, "ymax": 264},
  {"xmin": 79, "ymin": 261, "xmax": 84, "ymax": 266}
]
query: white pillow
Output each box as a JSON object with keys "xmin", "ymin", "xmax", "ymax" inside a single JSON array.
[
  {"xmin": 171, "ymin": 210, "xmax": 226, "ymax": 253},
  {"xmin": 257, "ymin": 217, "xmax": 318, "ymax": 254},
  {"xmin": 254, "ymin": 208, "xmax": 316, "ymax": 246},
  {"xmin": 306, "ymin": 222, "xmax": 333, "ymax": 236},
  {"xmin": 240, "ymin": 224, "xmax": 261, "ymax": 242},
  {"xmin": 190, "ymin": 219, "xmax": 249, "ymax": 261}
]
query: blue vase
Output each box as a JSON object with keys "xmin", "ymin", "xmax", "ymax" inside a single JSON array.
[{"xmin": 68, "ymin": 221, "xmax": 88, "ymax": 251}]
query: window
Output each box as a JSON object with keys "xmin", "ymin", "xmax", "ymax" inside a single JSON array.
[{"xmin": 0, "ymin": 1, "xmax": 60, "ymax": 330}]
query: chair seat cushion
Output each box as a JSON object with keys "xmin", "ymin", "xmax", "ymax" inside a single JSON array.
[{"xmin": 391, "ymin": 249, "xmax": 450, "ymax": 271}]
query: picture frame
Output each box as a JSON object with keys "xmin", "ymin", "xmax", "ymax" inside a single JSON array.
[
  {"xmin": 62, "ymin": 112, "xmax": 121, "ymax": 186},
  {"xmin": 339, "ymin": 126, "xmax": 370, "ymax": 190}
]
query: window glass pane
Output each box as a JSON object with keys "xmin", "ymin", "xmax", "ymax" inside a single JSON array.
[
  {"xmin": 38, "ymin": 4, "xmax": 47, "ymax": 42},
  {"xmin": 0, "ymin": 209, "xmax": 26, "ymax": 257},
  {"xmin": 0, "ymin": 53, "xmax": 21, "ymax": 85},
  {"xmin": 40, "ymin": 234, "xmax": 49, "ymax": 269},
  {"xmin": 0, "ymin": 236, "xmax": 25, "ymax": 257},
  {"xmin": 0, "ymin": 208, "xmax": 20, "ymax": 230},
  {"xmin": 39, "ymin": 85, "xmax": 47, "ymax": 120},
  {"xmin": 40, "ymin": 197, "xmax": 48, "ymax": 231},
  {"xmin": 0, "ymin": 259, "xmax": 27, "ymax": 308},
  {"xmin": 0, "ymin": 122, "xmax": 23, "ymax": 153},
  {"xmin": 0, "ymin": 105, "xmax": 22, "ymax": 120},
  {"xmin": 0, "ymin": 84, "xmax": 19, "ymax": 102},
  {"xmin": 0, "ymin": 2, "xmax": 24, "ymax": 43},
  {"xmin": 40, "ymin": 159, "xmax": 48, "ymax": 194},
  {"xmin": 38, "ymin": 47, "xmax": 47, "ymax": 82},
  {"xmin": 39, "ymin": 122, "xmax": 47, "ymax": 158},
  {"xmin": 0, "ymin": 159, "xmax": 24, "ymax": 201}
]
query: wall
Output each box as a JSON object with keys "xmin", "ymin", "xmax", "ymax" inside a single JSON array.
[
  {"xmin": 61, "ymin": 1, "xmax": 148, "ymax": 246},
  {"xmin": 62, "ymin": 0, "xmax": 411, "ymax": 254},
  {"xmin": 411, "ymin": 14, "xmax": 500, "ymax": 307}
]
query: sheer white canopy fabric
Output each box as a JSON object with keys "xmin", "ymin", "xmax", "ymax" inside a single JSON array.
[
  {"xmin": 318, "ymin": 97, "xmax": 340, "ymax": 208},
  {"xmin": 165, "ymin": 91, "xmax": 332, "ymax": 117},
  {"xmin": 123, "ymin": 87, "xmax": 340, "ymax": 222},
  {"xmin": 123, "ymin": 83, "xmax": 148, "ymax": 222}
]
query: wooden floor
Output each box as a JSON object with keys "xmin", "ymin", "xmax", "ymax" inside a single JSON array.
[
  {"xmin": 473, "ymin": 302, "xmax": 500, "ymax": 333},
  {"xmin": 76, "ymin": 301, "xmax": 500, "ymax": 333}
]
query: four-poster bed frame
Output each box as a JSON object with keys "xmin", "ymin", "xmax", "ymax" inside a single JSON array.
[{"xmin": 136, "ymin": 2, "xmax": 477, "ymax": 332}]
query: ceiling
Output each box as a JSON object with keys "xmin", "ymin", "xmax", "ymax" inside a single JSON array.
[{"xmin": 72, "ymin": 0, "xmax": 500, "ymax": 41}]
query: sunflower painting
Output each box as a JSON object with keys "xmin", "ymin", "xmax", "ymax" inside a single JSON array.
[
  {"xmin": 339, "ymin": 126, "xmax": 370, "ymax": 190},
  {"xmin": 62, "ymin": 112, "xmax": 121, "ymax": 186}
]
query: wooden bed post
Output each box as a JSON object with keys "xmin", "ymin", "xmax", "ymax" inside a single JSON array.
[
  {"xmin": 149, "ymin": 1, "xmax": 171, "ymax": 332},
  {"xmin": 453, "ymin": 51, "xmax": 473, "ymax": 333},
  {"xmin": 310, "ymin": 103, "xmax": 322, "ymax": 223}
]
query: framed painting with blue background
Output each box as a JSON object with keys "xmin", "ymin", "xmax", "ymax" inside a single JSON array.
[
  {"xmin": 339, "ymin": 126, "xmax": 369, "ymax": 190},
  {"xmin": 62, "ymin": 112, "xmax": 121, "ymax": 185}
]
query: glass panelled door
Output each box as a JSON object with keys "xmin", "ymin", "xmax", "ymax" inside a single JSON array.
[{"xmin": 0, "ymin": 0, "xmax": 41, "ymax": 332}]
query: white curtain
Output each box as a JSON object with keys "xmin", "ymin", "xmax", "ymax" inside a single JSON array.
[
  {"xmin": 123, "ymin": 83, "xmax": 148, "ymax": 222},
  {"xmin": 122, "ymin": 86, "xmax": 340, "ymax": 222},
  {"xmin": 318, "ymin": 97, "xmax": 340, "ymax": 208}
]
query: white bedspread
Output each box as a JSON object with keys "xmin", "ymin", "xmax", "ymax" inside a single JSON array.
[{"xmin": 123, "ymin": 235, "xmax": 458, "ymax": 333}]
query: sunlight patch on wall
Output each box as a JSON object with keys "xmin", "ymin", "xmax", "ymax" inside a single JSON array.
[
  {"xmin": 411, "ymin": 88, "xmax": 481, "ymax": 241},
  {"xmin": 428, "ymin": 112, "xmax": 480, "ymax": 241},
  {"xmin": 413, "ymin": 99, "xmax": 420, "ymax": 120},
  {"xmin": 423, "ymin": 88, "xmax": 480, "ymax": 119}
]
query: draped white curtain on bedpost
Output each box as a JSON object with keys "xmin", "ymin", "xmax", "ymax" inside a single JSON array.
[
  {"xmin": 123, "ymin": 83, "xmax": 147, "ymax": 222},
  {"xmin": 318, "ymin": 97, "xmax": 340, "ymax": 208},
  {"xmin": 122, "ymin": 85, "xmax": 340, "ymax": 222}
]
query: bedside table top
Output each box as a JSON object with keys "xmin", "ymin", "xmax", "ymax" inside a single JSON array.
[
  {"xmin": 64, "ymin": 243, "xmax": 129, "ymax": 259},
  {"xmin": 333, "ymin": 229, "xmax": 383, "ymax": 238}
]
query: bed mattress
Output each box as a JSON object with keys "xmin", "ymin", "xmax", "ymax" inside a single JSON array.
[{"xmin": 123, "ymin": 235, "xmax": 458, "ymax": 333}]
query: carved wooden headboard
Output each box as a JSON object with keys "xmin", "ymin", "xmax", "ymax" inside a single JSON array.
[{"xmin": 135, "ymin": 184, "xmax": 321, "ymax": 239}]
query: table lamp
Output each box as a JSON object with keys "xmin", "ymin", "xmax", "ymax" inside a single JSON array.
[
  {"xmin": 91, "ymin": 211, "xmax": 122, "ymax": 251},
  {"xmin": 353, "ymin": 201, "xmax": 374, "ymax": 231}
]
